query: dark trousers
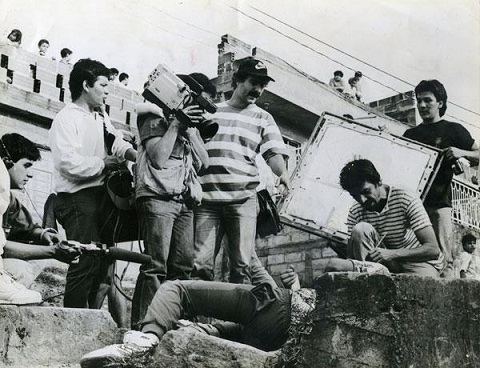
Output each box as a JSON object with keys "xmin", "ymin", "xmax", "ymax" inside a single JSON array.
[
  {"xmin": 140, "ymin": 280, "xmax": 291, "ymax": 352},
  {"xmin": 55, "ymin": 187, "xmax": 112, "ymax": 308}
]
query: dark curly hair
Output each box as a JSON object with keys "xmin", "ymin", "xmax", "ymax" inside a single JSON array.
[
  {"xmin": 339, "ymin": 159, "xmax": 381, "ymax": 193},
  {"xmin": 69, "ymin": 59, "xmax": 110, "ymax": 101}
]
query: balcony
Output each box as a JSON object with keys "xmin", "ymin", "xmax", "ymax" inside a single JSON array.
[{"xmin": 451, "ymin": 177, "xmax": 480, "ymax": 231}]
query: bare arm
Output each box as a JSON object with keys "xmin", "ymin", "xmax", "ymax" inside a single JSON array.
[
  {"xmin": 186, "ymin": 129, "xmax": 209, "ymax": 169},
  {"xmin": 445, "ymin": 142, "xmax": 479, "ymax": 166},
  {"xmin": 266, "ymin": 154, "xmax": 291, "ymax": 189},
  {"xmin": 368, "ymin": 225, "xmax": 440, "ymax": 263},
  {"xmin": 135, "ymin": 102, "xmax": 164, "ymax": 117},
  {"xmin": 145, "ymin": 106, "xmax": 204, "ymax": 169},
  {"xmin": 145, "ymin": 119, "xmax": 183, "ymax": 169}
]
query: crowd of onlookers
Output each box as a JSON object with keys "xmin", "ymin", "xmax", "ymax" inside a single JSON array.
[
  {"xmin": 1, "ymin": 28, "xmax": 130, "ymax": 86},
  {"xmin": 329, "ymin": 69, "xmax": 363, "ymax": 102}
]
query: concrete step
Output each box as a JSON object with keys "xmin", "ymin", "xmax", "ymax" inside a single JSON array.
[{"xmin": 0, "ymin": 306, "xmax": 118, "ymax": 367}]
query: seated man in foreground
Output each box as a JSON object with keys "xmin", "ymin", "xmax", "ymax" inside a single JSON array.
[
  {"xmin": 339, "ymin": 159, "xmax": 444, "ymax": 277},
  {"xmin": 1, "ymin": 133, "xmax": 80, "ymax": 292}
]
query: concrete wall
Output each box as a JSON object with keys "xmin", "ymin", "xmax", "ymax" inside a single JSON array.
[{"xmin": 305, "ymin": 273, "xmax": 480, "ymax": 368}]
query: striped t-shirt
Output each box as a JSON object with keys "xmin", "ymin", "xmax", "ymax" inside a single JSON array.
[
  {"xmin": 347, "ymin": 187, "xmax": 443, "ymax": 269},
  {"xmin": 200, "ymin": 102, "xmax": 288, "ymax": 203}
]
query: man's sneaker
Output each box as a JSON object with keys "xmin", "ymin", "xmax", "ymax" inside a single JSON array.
[
  {"xmin": 0, "ymin": 271, "xmax": 42, "ymax": 305},
  {"xmin": 123, "ymin": 330, "xmax": 159, "ymax": 348},
  {"xmin": 351, "ymin": 260, "xmax": 391, "ymax": 275},
  {"xmin": 80, "ymin": 331, "xmax": 158, "ymax": 368}
]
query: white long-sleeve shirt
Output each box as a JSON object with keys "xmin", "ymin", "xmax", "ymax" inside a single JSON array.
[{"xmin": 48, "ymin": 103, "xmax": 131, "ymax": 193}]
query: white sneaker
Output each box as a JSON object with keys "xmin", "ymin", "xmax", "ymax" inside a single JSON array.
[
  {"xmin": 176, "ymin": 320, "xmax": 220, "ymax": 337},
  {"xmin": 123, "ymin": 330, "xmax": 159, "ymax": 348},
  {"xmin": 350, "ymin": 260, "xmax": 391, "ymax": 275},
  {"xmin": 0, "ymin": 271, "xmax": 42, "ymax": 305},
  {"xmin": 80, "ymin": 331, "xmax": 158, "ymax": 368}
]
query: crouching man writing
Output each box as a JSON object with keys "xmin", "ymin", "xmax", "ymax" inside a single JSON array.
[{"xmin": 339, "ymin": 159, "xmax": 444, "ymax": 277}]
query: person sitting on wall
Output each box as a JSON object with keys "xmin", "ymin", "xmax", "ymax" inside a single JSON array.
[
  {"xmin": 1, "ymin": 29, "xmax": 22, "ymax": 47},
  {"xmin": 37, "ymin": 39, "xmax": 50, "ymax": 57},
  {"xmin": 348, "ymin": 77, "xmax": 362, "ymax": 102},
  {"xmin": 119, "ymin": 72, "xmax": 129, "ymax": 87},
  {"xmin": 0, "ymin": 133, "xmax": 80, "ymax": 289},
  {"xmin": 458, "ymin": 233, "xmax": 479, "ymax": 280},
  {"xmin": 60, "ymin": 48, "xmax": 73, "ymax": 65},
  {"xmin": 339, "ymin": 159, "xmax": 444, "ymax": 277},
  {"xmin": 328, "ymin": 70, "xmax": 347, "ymax": 93},
  {"xmin": 108, "ymin": 68, "xmax": 119, "ymax": 82}
]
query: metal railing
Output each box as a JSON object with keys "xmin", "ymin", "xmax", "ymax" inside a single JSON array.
[{"xmin": 451, "ymin": 178, "xmax": 480, "ymax": 231}]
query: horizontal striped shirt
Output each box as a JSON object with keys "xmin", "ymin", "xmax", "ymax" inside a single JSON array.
[
  {"xmin": 347, "ymin": 187, "xmax": 443, "ymax": 269},
  {"xmin": 200, "ymin": 102, "xmax": 287, "ymax": 203}
]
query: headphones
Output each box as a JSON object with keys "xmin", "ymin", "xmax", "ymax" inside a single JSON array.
[{"xmin": 0, "ymin": 138, "xmax": 14, "ymax": 170}]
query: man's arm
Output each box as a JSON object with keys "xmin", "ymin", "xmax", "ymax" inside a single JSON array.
[
  {"xmin": 185, "ymin": 129, "xmax": 209, "ymax": 169},
  {"xmin": 3, "ymin": 240, "xmax": 80, "ymax": 263},
  {"xmin": 144, "ymin": 106, "xmax": 203, "ymax": 169},
  {"xmin": 444, "ymin": 142, "xmax": 479, "ymax": 167},
  {"xmin": 145, "ymin": 119, "xmax": 185, "ymax": 169},
  {"xmin": 266, "ymin": 154, "xmax": 291, "ymax": 189},
  {"xmin": 6, "ymin": 194, "xmax": 61, "ymax": 245},
  {"xmin": 368, "ymin": 225, "xmax": 440, "ymax": 263}
]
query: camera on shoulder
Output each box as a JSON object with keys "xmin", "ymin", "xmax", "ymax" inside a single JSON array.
[{"xmin": 143, "ymin": 64, "xmax": 218, "ymax": 140}]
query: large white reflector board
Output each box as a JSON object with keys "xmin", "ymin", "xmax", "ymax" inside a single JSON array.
[{"xmin": 279, "ymin": 112, "xmax": 441, "ymax": 245}]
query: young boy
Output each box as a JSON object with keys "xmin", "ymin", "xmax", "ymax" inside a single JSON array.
[
  {"xmin": 458, "ymin": 233, "xmax": 479, "ymax": 279},
  {"xmin": 37, "ymin": 39, "xmax": 50, "ymax": 57}
]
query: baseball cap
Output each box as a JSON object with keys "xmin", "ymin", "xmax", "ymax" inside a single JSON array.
[{"xmin": 237, "ymin": 58, "xmax": 275, "ymax": 82}]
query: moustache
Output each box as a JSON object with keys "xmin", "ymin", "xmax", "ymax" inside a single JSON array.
[{"xmin": 248, "ymin": 92, "xmax": 261, "ymax": 98}]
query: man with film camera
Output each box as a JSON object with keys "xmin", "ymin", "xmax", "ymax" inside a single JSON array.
[{"xmin": 131, "ymin": 72, "xmax": 213, "ymax": 327}]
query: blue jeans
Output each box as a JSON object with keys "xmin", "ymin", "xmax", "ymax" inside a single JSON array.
[
  {"xmin": 131, "ymin": 197, "xmax": 194, "ymax": 327},
  {"xmin": 192, "ymin": 196, "xmax": 257, "ymax": 284},
  {"xmin": 140, "ymin": 280, "xmax": 291, "ymax": 351},
  {"xmin": 55, "ymin": 187, "xmax": 111, "ymax": 308}
]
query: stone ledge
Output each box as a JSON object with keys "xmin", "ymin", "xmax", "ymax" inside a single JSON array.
[
  {"xmin": 304, "ymin": 273, "xmax": 480, "ymax": 368},
  {"xmin": 5, "ymin": 273, "xmax": 480, "ymax": 367},
  {"xmin": 0, "ymin": 306, "xmax": 117, "ymax": 367}
]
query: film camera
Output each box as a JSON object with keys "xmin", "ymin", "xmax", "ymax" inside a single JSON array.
[{"xmin": 143, "ymin": 63, "xmax": 218, "ymax": 140}]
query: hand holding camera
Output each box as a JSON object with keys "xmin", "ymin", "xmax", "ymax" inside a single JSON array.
[{"xmin": 143, "ymin": 63, "xmax": 219, "ymax": 141}]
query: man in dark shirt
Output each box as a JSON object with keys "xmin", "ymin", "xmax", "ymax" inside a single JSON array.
[{"xmin": 403, "ymin": 79, "xmax": 478, "ymax": 277}]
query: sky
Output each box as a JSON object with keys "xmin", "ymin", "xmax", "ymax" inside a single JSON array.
[{"xmin": 1, "ymin": 0, "xmax": 479, "ymax": 135}]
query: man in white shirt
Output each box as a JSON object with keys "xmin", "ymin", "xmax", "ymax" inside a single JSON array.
[{"xmin": 48, "ymin": 58, "xmax": 136, "ymax": 322}]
